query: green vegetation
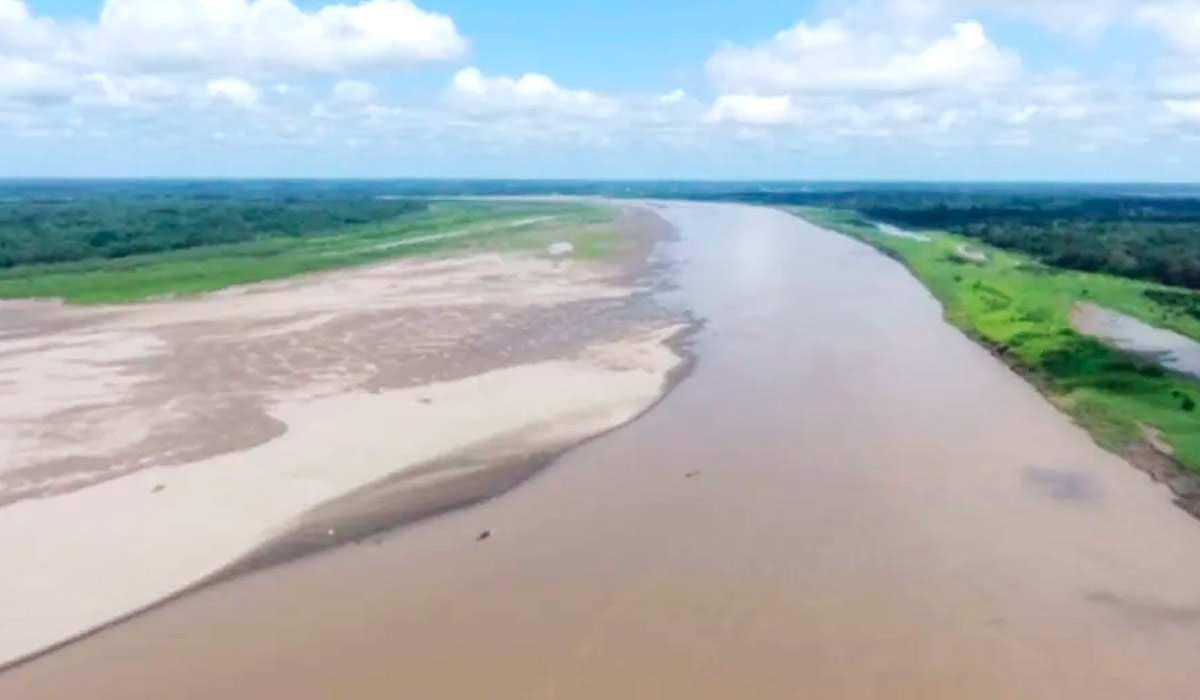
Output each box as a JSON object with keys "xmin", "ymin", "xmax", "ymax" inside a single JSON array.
[
  {"xmin": 0, "ymin": 196, "xmax": 428, "ymax": 268},
  {"xmin": 0, "ymin": 200, "xmax": 621, "ymax": 303},
  {"xmin": 796, "ymin": 207, "xmax": 1200, "ymax": 474},
  {"xmin": 725, "ymin": 190, "xmax": 1200, "ymax": 290}
]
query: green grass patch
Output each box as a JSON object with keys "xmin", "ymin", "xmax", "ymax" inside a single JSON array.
[
  {"xmin": 795, "ymin": 206, "xmax": 1200, "ymax": 473},
  {"xmin": 0, "ymin": 200, "xmax": 622, "ymax": 304}
]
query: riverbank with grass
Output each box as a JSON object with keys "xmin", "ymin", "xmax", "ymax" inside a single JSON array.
[
  {"xmin": 795, "ymin": 206, "xmax": 1200, "ymax": 512},
  {"xmin": 0, "ymin": 200, "xmax": 620, "ymax": 304}
]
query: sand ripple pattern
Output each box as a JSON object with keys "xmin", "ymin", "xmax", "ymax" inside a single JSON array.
[{"xmin": 0, "ymin": 253, "xmax": 671, "ymax": 506}]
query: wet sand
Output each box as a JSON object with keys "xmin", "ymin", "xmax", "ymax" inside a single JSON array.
[{"xmin": 5, "ymin": 202, "xmax": 1200, "ymax": 698}]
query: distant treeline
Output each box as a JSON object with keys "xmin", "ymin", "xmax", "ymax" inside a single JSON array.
[
  {"xmin": 716, "ymin": 190, "xmax": 1200, "ymax": 291},
  {"xmin": 5, "ymin": 180, "xmax": 1200, "ymax": 290},
  {"xmin": 0, "ymin": 193, "xmax": 427, "ymax": 268}
]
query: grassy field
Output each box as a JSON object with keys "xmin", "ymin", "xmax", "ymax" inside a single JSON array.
[
  {"xmin": 795, "ymin": 207, "xmax": 1200, "ymax": 474},
  {"xmin": 0, "ymin": 200, "xmax": 622, "ymax": 304}
]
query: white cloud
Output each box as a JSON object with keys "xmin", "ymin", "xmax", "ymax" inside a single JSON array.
[
  {"xmin": 1137, "ymin": 2, "xmax": 1200, "ymax": 57},
  {"xmin": 1163, "ymin": 98, "xmax": 1200, "ymax": 124},
  {"xmin": 883, "ymin": 98, "xmax": 925, "ymax": 122},
  {"xmin": 0, "ymin": 55, "xmax": 75, "ymax": 103},
  {"xmin": 0, "ymin": 0, "xmax": 58, "ymax": 53},
  {"xmin": 333, "ymin": 79, "xmax": 377, "ymax": 103},
  {"xmin": 1006, "ymin": 105, "xmax": 1038, "ymax": 124},
  {"xmin": 987, "ymin": 0, "xmax": 1129, "ymax": 38},
  {"xmin": 936, "ymin": 108, "xmax": 965, "ymax": 130},
  {"xmin": 205, "ymin": 77, "xmax": 260, "ymax": 108},
  {"xmin": 705, "ymin": 94, "xmax": 798, "ymax": 126},
  {"xmin": 707, "ymin": 19, "xmax": 1019, "ymax": 95},
  {"xmin": 448, "ymin": 67, "xmax": 619, "ymax": 118},
  {"xmin": 90, "ymin": 0, "xmax": 468, "ymax": 74},
  {"xmin": 79, "ymin": 73, "xmax": 181, "ymax": 106},
  {"xmin": 659, "ymin": 89, "xmax": 688, "ymax": 103},
  {"xmin": 1153, "ymin": 71, "xmax": 1200, "ymax": 100},
  {"xmin": 861, "ymin": 0, "xmax": 1158, "ymax": 40},
  {"xmin": 0, "ymin": 0, "xmax": 1197, "ymax": 176},
  {"xmin": 696, "ymin": 2, "xmax": 1157, "ymax": 154}
]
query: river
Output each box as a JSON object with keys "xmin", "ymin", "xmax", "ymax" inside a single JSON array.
[{"xmin": 3, "ymin": 202, "xmax": 1200, "ymax": 699}]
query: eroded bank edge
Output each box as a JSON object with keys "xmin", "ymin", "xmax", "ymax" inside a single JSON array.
[{"xmin": 797, "ymin": 210, "xmax": 1200, "ymax": 520}]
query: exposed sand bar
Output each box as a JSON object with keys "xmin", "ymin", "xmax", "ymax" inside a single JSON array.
[
  {"xmin": 4, "ymin": 202, "xmax": 1198, "ymax": 699},
  {"xmin": 0, "ymin": 206, "xmax": 685, "ymax": 668}
]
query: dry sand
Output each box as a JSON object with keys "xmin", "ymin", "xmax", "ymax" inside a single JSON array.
[{"xmin": 0, "ymin": 207, "xmax": 685, "ymax": 668}]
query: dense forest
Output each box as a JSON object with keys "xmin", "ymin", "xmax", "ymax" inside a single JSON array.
[
  {"xmin": 3, "ymin": 180, "xmax": 1200, "ymax": 291},
  {"xmin": 0, "ymin": 183, "xmax": 426, "ymax": 268},
  {"xmin": 715, "ymin": 190, "xmax": 1200, "ymax": 291}
]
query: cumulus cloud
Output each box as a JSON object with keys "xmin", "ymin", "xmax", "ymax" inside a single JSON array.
[
  {"xmin": 861, "ymin": 0, "xmax": 1160, "ymax": 40},
  {"xmin": 205, "ymin": 77, "xmax": 261, "ymax": 109},
  {"xmin": 0, "ymin": 0, "xmax": 469, "ymax": 133},
  {"xmin": 90, "ymin": 0, "xmax": 468, "ymax": 74},
  {"xmin": 0, "ymin": 0, "xmax": 467, "ymax": 90},
  {"xmin": 1163, "ymin": 99, "xmax": 1200, "ymax": 124},
  {"xmin": 333, "ymin": 79, "xmax": 378, "ymax": 103},
  {"xmin": 0, "ymin": 0, "xmax": 1197, "ymax": 174},
  {"xmin": 707, "ymin": 19, "xmax": 1019, "ymax": 96},
  {"xmin": 1154, "ymin": 72, "xmax": 1200, "ymax": 98},
  {"xmin": 448, "ymin": 67, "xmax": 619, "ymax": 118},
  {"xmin": 0, "ymin": 55, "xmax": 75, "ymax": 103},
  {"xmin": 705, "ymin": 94, "xmax": 798, "ymax": 126},
  {"xmin": 0, "ymin": 0, "xmax": 59, "ymax": 53},
  {"xmin": 699, "ymin": 4, "xmax": 1033, "ymax": 144},
  {"xmin": 697, "ymin": 1, "xmax": 1154, "ymax": 151},
  {"xmin": 658, "ymin": 89, "xmax": 689, "ymax": 104},
  {"xmin": 936, "ymin": 108, "xmax": 965, "ymax": 130},
  {"xmin": 79, "ymin": 73, "xmax": 181, "ymax": 107},
  {"xmin": 977, "ymin": 0, "xmax": 1130, "ymax": 38},
  {"xmin": 1137, "ymin": 1, "xmax": 1200, "ymax": 57}
]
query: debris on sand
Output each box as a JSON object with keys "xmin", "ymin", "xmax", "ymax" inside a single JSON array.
[
  {"xmin": 151, "ymin": 484, "xmax": 166, "ymax": 493},
  {"xmin": 685, "ymin": 471, "xmax": 701, "ymax": 479},
  {"xmin": 477, "ymin": 530, "xmax": 493, "ymax": 542}
]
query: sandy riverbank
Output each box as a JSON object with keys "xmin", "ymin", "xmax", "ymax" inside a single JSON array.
[
  {"xmin": 6, "ymin": 202, "xmax": 1200, "ymax": 699},
  {"xmin": 0, "ymin": 205, "xmax": 687, "ymax": 669}
]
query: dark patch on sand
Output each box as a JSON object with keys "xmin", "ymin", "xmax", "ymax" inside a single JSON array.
[
  {"xmin": 1021, "ymin": 466, "xmax": 1101, "ymax": 502},
  {"xmin": 1084, "ymin": 591, "xmax": 1200, "ymax": 629}
]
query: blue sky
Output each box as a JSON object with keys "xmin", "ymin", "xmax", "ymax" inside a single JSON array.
[{"xmin": 2, "ymin": 0, "xmax": 1200, "ymax": 180}]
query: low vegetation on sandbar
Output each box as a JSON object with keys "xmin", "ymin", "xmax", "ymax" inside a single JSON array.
[
  {"xmin": 0, "ymin": 199, "xmax": 623, "ymax": 304},
  {"xmin": 797, "ymin": 207, "xmax": 1200, "ymax": 474}
]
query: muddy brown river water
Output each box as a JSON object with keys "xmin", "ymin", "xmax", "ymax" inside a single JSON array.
[{"xmin": 3, "ymin": 202, "xmax": 1200, "ymax": 699}]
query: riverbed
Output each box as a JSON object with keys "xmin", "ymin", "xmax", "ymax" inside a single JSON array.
[{"xmin": 3, "ymin": 202, "xmax": 1200, "ymax": 699}]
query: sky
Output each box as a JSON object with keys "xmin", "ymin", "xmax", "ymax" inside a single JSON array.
[{"xmin": 2, "ymin": 0, "xmax": 1200, "ymax": 180}]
